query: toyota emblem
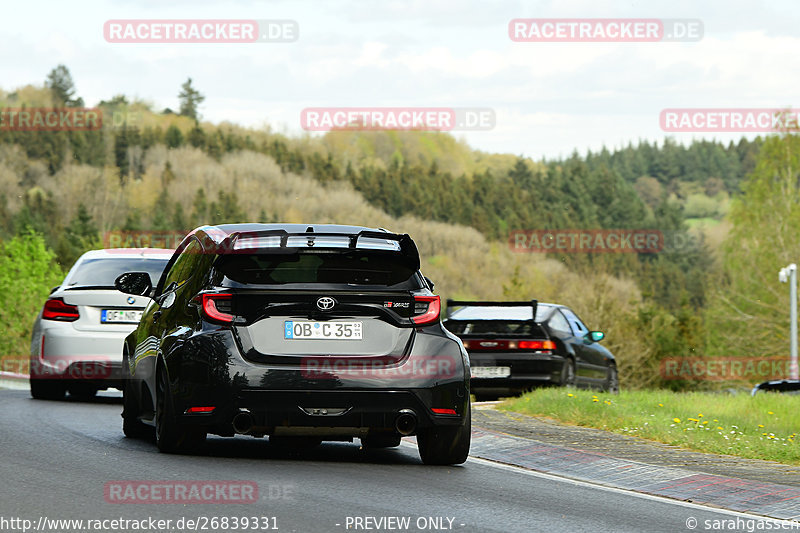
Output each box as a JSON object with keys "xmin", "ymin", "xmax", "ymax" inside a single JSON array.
[{"xmin": 316, "ymin": 297, "xmax": 336, "ymax": 311}]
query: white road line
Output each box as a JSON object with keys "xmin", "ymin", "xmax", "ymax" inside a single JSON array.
[{"xmin": 469, "ymin": 455, "xmax": 795, "ymax": 522}]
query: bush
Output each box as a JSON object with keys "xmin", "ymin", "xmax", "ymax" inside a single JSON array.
[
  {"xmin": 684, "ymin": 193, "xmax": 722, "ymax": 219},
  {"xmin": 0, "ymin": 232, "xmax": 63, "ymax": 360}
]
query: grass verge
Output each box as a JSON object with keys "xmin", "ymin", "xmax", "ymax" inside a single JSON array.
[{"xmin": 499, "ymin": 388, "xmax": 800, "ymax": 465}]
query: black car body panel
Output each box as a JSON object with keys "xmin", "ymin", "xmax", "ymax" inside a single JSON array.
[
  {"xmin": 119, "ymin": 224, "xmax": 470, "ymax": 463},
  {"xmin": 751, "ymin": 379, "xmax": 800, "ymax": 396}
]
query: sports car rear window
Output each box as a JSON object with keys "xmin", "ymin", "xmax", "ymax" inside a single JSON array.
[
  {"xmin": 213, "ymin": 251, "xmax": 420, "ymax": 287},
  {"xmin": 444, "ymin": 320, "xmax": 547, "ymax": 337}
]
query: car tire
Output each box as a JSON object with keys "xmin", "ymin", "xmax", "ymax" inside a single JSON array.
[
  {"xmin": 559, "ymin": 358, "xmax": 577, "ymax": 387},
  {"xmin": 30, "ymin": 379, "xmax": 65, "ymax": 400},
  {"xmin": 604, "ymin": 364, "xmax": 620, "ymax": 395},
  {"xmin": 417, "ymin": 403, "xmax": 471, "ymax": 465},
  {"xmin": 155, "ymin": 367, "xmax": 205, "ymax": 453},
  {"xmin": 122, "ymin": 377, "xmax": 152, "ymax": 439},
  {"xmin": 361, "ymin": 433, "xmax": 402, "ymax": 449}
]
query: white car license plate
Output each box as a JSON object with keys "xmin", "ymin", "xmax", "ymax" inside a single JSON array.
[
  {"xmin": 101, "ymin": 309, "xmax": 143, "ymax": 324},
  {"xmin": 284, "ymin": 321, "xmax": 363, "ymax": 340},
  {"xmin": 471, "ymin": 366, "xmax": 511, "ymax": 378}
]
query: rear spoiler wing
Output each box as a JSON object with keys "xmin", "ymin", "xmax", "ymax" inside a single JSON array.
[
  {"xmin": 207, "ymin": 229, "xmax": 421, "ymax": 270},
  {"xmin": 445, "ymin": 299, "xmax": 538, "ymax": 320}
]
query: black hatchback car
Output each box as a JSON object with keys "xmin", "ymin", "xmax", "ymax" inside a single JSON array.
[
  {"xmin": 444, "ymin": 300, "xmax": 618, "ymax": 400},
  {"xmin": 115, "ymin": 224, "xmax": 470, "ymax": 464}
]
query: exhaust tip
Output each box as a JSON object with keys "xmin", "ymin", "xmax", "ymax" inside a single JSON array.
[
  {"xmin": 232, "ymin": 411, "xmax": 254, "ymax": 434},
  {"xmin": 395, "ymin": 409, "xmax": 417, "ymax": 436}
]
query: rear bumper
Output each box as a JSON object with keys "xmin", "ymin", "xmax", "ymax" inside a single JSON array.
[
  {"xmin": 468, "ymin": 352, "xmax": 566, "ymax": 394},
  {"xmin": 178, "ymin": 388, "xmax": 466, "ymax": 437},
  {"xmin": 36, "ymin": 320, "xmax": 132, "ymax": 360},
  {"xmin": 29, "ymin": 320, "xmax": 128, "ymax": 388}
]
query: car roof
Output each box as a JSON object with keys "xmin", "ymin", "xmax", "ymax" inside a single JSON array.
[{"xmin": 79, "ymin": 248, "xmax": 174, "ymax": 259}]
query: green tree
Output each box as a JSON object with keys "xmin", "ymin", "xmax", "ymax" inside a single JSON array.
[
  {"xmin": 122, "ymin": 209, "xmax": 142, "ymax": 231},
  {"xmin": 705, "ymin": 134, "xmax": 800, "ymax": 358},
  {"xmin": 192, "ymin": 188, "xmax": 208, "ymax": 225},
  {"xmin": 165, "ymin": 125, "xmax": 184, "ymax": 148},
  {"xmin": 212, "ymin": 191, "xmax": 246, "ymax": 222},
  {"xmin": 161, "ymin": 161, "xmax": 176, "ymax": 187},
  {"xmin": 45, "ymin": 64, "xmax": 84, "ymax": 106},
  {"xmin": 114, "ymin": 126, "xmax": 130, "ymax": 181},
  {"xmin": 151, "ymin": 190, "xmax": 171, "ymax": 231},
  {"xmin": 172, "ymin": 202, "xmax": 187, "ymax": 230},
  {"xmin": 178, "ymin": 78, "xmax": 205, "ymax": 120},
  {"xmin": 56, "ymin": 204, "xmax": 100, "ymax": 266},
  {"xmin": 188, "ymin": 124, "xmax": 206, "ymax": 148}
]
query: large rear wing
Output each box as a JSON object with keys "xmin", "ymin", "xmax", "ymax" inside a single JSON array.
[
  {"xmin": 196, "ymin": 228, "xmax": 421, "ymax": 271},
  {"xmin": 445, "ymin": 299, "xmax": 538, "ymax": 321}
]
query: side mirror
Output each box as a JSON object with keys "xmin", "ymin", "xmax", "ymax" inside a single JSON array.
[
  {"xmin": 115, "ymin": 272, "xmax": 153, "ymax": 297},
  {"xmin": 424, "ymin": 276, "xmax": 435, "ymax": 292},
  {"xmin": 586, "ymin": 331, "xmax": 605, "ymax": 343}
]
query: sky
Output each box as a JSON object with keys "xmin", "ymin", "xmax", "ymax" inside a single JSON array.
[{"xmin": 3, "ymin": 0, "xmax": 799, "ymax": 160}]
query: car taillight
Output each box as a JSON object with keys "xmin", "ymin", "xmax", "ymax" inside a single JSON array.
[
  {"xmin": 431, "ymin": 408, "xmax": 457, "ymax": 415},
  {"xmin": 194, "ymin": 293, "xmax": 234, "ymax": 324},
  {"xmin": 519, "ymin": 340, "xmax": 556, "ymax": 350},
  {"xmin": 186, "ymin": 406, "xmax": 215, "ymax": 414},
  {"xmin": 42, "ymin": 298, "xmax": 80, "ymax": 321},
  {"xmin": 465, "ymin": 339, "xmax": 555, "ymax": 351},
  {"xmin": 411, "ymin": 295, "xmax": 440, "ymax": 326}
]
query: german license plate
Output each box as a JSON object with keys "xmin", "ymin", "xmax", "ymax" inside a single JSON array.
[
  {"xmin": 101, "ymin": 309, "xmax": 143, "ymax": 324},
  {"xmin": 471, "ymin": 366, "xmax": 511, "ymax": 378},
  {"xmin": 284, "ymin": 321, "xmax": 363, "ymax": 340}
]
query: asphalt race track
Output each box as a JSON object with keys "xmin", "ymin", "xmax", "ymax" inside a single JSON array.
[{"xmin": 0, "ymin": 389, "xmax": 771, "ymax": 532}]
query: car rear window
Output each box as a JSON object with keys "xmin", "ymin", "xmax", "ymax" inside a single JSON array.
[
  {"xmin": 65, "ymin": 257, "xmax": 170, "ymax": 288},
  {"xmin": 444, "ymin": 320, "xmax": 547, "ymax": 337},
  {"xmin": 213, "ymin": 251, "xmax": 420, "ymax": 288}
]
